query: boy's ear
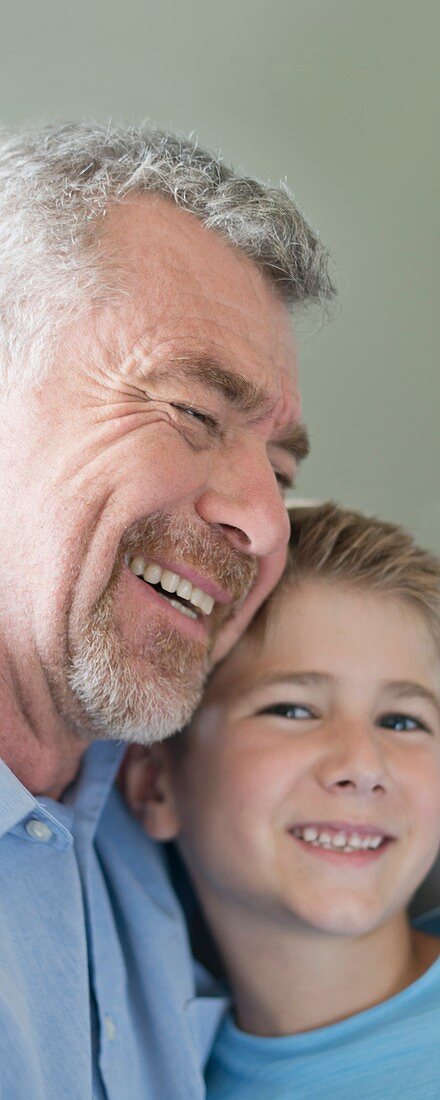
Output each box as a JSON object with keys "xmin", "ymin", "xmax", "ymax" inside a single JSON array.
[{"xmin": 119, "ymin": 743, "xmax": 181, "ymax": 841}]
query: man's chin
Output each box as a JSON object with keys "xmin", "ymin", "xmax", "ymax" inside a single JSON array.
[{"xmin": 66, "ymin": 612, "xmax": 210, "ymax": 745}]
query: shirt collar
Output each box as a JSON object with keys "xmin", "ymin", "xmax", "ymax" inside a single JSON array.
[
  {"xmin": 0, "ymin": 757, "xmax": 38, "ymax": 837},
  {"xmin": 63, "ymin": 740, "xmax": 126, "ymax": 841},
  {"xmin": 0, "ymin": 740, "xmax": 125, "ymax": 843}
]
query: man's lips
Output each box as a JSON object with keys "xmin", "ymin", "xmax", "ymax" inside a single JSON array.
[
  {"xmin": 122, "ymin": 547, "xmax": 248, "ymax": 643},
  {"xmin": 124, "ymin": 552, "xmax": 233, "ymax": 606},
  {"xmin": 123, "ymin": 564, "xmax": 211, "ymax": 640}
]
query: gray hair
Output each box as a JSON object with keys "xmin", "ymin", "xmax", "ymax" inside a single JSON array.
[{"xmin": 0, "ymin": 120, "xmax": 336, "ymax": 389}]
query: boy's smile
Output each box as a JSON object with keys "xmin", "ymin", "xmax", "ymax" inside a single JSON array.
[
  {"xmin": 289, "ymin": 820, "xmax": 394, "ymax": 861},
  {"xmin": 163, "ymin": 579, "xmax": 440, "ymax": 941}
]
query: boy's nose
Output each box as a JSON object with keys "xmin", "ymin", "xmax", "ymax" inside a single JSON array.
[{"xmin": 317, "ymin": 723, "xmax": 388, "ymax": 797}]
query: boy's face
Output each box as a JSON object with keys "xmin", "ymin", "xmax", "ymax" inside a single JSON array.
[{"xmin": 144, "ymin": 579, "xmax": 440, "ymax": 939}]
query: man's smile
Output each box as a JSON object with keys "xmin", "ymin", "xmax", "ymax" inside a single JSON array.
[
  {"xmin": 126, "ymin": 553, "xmax": 225, "ymax": 618},
  {"xmin": 123, "ymin": 545, "xmax": 253, "ymax": 644}
]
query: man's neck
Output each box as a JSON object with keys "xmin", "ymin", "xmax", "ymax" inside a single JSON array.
[
  {"xmin": 0, "ymin": 665, "xmax": 87, "ymax": 799},
  {"xmin": 202, "ymin": 902, "xmax": 439, "ymax": 1037}
]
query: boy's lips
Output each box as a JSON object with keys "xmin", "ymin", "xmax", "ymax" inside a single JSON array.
[{"xmin": 289, "ymin": 821, "xmax": 395, "ymax": 854}]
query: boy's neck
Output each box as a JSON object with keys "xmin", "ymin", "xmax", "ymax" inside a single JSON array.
[{"xmin": 205, "ymin": 906, "xmax": 439, "ymax": 1037}]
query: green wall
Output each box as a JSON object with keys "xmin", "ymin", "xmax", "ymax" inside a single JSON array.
[{"xmin": 1, "ymin": 0, "xmax": 438, "ymax": 546}]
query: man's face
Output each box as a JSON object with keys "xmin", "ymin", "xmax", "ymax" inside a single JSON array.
[
  {"xmin": 163, "ymin": 581, "xmax": 440, "ymax": 941},
  {"xmin": 0, "ymin": 197, "xmax": 301, "ymax": 743}
]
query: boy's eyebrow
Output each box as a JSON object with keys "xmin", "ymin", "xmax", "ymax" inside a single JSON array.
[
  {"xmin": 247, "ymin": 675, "xmax": 440, "ymax": 719},
  {"xmin": 146, "ymin": 356, "xmax": 310, "ymax": 464},
  {"xmin": 252, "ymin": 671, "xmax": 332, "ymax": 690},
  {"xmin": 385, "ymin": 680, "xmax": 440, "ymax": 718}
]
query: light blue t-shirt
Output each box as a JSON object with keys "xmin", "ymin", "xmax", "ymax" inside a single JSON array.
[
  {"xmin": 0, "ymin": 744, "xmax": 225, "ymax": 1100},
  {"xmin": 205, "ymin": 916, "xmax": 440, "ymax": 1099}
]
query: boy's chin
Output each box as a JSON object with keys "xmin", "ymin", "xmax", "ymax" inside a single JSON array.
[{"xmin": 293, "ymin": 899, "xmax": 392, "ymax": 939}]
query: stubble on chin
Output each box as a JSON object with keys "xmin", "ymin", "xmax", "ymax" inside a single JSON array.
[
  {"xmin": 67, "ymin": 582, "xmax": 210, "ymax": 745},
  {"xmin": 65, "ymin": 512, "xmax": 257, "ymax": 745}
]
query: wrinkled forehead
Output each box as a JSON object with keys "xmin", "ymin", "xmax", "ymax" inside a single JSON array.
[{"xmin": 98, "ymin": 194, "xmax": 299, "ymax": 396}]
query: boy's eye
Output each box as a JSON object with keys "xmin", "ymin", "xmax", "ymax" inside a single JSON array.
[
  {"xmin": 378, "ymin": 712, "xmax": 430, "ymax": 734},
  {"xmin": 256, "ymin": 703, "xmax": 315, "ymax": 720}
]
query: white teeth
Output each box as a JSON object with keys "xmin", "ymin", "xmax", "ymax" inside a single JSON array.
[
  {"xmin": 143, "ymin": 563, "xmax": 162, "ymax": 585},
  {"xmin": 176, "ymin": 578, "xmax": 193, "ymax": 601},
  {"xmin": 129, "ymin": 555, "xmax": 146, "ymax": 576},
  {"xmin": 200, "ymin": 593, "xmax": 215, "ymax": 615},
  {"xmin": 189, "ymin": 587, "xmax": 205, "ymax": 610},
  {"xmin": 160, "ymin": 570, "xmax": 179, "ymax": 593},
  {"xmin": 128, "ymin": 557, "xmax": 216, "ymax": 615},
  {"xmin": 295, "ymin": 827, "xmax": 385, "ymax": 852},
  {"xmin": 332, "ymin": 832, "xmax": 347, "ymax": 848},
  {"xmin": 167, "ymin": 598, "xmax": 198, "ymax": 621},
  {"xmin": 189, "ymin": 588, "xmax": 215, "ymax": 615}
]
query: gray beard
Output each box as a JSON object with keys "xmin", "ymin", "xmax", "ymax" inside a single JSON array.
[
  {"xmin": 64, "ymin": 510, "xmax": 256, "ymax": 745},
  {"xmin": 67, "ymin": 583, "xmax": 210, "ymax": 744}
]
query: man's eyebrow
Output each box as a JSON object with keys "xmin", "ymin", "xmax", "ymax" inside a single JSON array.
[
  {"xmin": 147, "ymin": 356, "xmax": 273, "ymax": 414},
  {"xmin": 273, "ymin": 421, "xmax": 310, "ymax": 464},
  {"xmin": 146, "ymin": 356, "xmax": 310, "ymax": 464},
  {"xmin": 385, "ymin": 680, "xmax": 440, "ymax": 719}
]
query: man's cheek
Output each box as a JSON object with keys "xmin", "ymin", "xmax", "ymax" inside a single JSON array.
[{"xmin": 210, "ymin": 547, "xmax": 287, "ymax": 665}]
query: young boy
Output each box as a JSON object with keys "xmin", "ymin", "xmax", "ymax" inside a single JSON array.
[{"xmin": 125, "ymin": 502, "xmax": 440, "ymax": 1098}]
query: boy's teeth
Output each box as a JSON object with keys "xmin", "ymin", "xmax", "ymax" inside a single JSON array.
[
  {"xmin": 128, "ymin": 557, "xmax": 215, "ymax": 615},
  {"xmin": 293, "ymin": 827, "xmax": 384, "ymax": 852}
]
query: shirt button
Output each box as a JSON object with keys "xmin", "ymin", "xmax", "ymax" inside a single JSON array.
[
  {"xmin": 25, "ymin": 818, "xmax": 53, "ymax": 843},
  {"xmin": 104, "ymin": 1015, "xmax": 117, "ymax": 1041}
]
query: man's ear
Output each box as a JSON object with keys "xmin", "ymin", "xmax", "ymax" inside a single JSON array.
[{"xmin": 120, "ymin": 743, "xmax": 181, "ymax": 841}]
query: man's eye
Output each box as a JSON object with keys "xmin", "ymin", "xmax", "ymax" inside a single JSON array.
[
  {"xmin": 274, "ymin": 470, "xmax": 294, "ymax": 493},
  {"xmin": 378, "ymin": 712, "xmax": 430, "ymax": 734},
  {"xmin": 256, "ymin": 703, "xmax": 314, "ymax": 720},
  {"xmin": 172, "ymin": 403, "xmax": 218, "ymax": 433}
]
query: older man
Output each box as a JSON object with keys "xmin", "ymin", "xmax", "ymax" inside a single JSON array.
[{"xmin": 0, "ymin": 122, "xmax": 334, "ymax": 1099}]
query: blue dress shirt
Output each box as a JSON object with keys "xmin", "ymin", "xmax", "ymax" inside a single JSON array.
[{"xmin": 0, "ymin": 742, "xmax": 226, "ymax": 1100}]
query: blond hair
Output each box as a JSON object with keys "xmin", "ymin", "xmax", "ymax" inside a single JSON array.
[{"xmin": 255, "ymin": 502, "xmax": 440, "ymax": 647}]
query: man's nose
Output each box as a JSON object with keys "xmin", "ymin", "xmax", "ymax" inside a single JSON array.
[
  {"xmin": 317, "ymin": 721, "xmax": 388, "ymax": 797},
  {"xmin": 194, "ymin": 436, "xmax": 291, "ymax": 558}
]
